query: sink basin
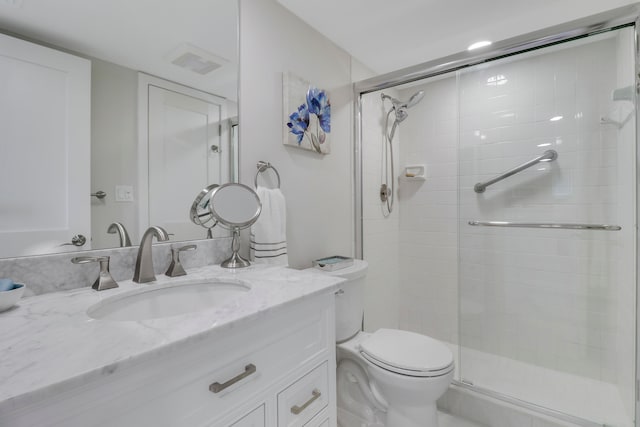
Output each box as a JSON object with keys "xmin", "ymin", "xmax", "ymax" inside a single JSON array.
[{"xmin": 87, "ymin": 280, "xmax": 250, "ymax": 321}]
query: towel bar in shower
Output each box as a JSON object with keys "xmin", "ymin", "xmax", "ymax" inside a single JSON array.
[
  {"xmin": 474, "ymin": 150, "xmax": 557, "ymax": 193},
  {"xmin": 468, "ymin": 221, "xmax": 621, "ymax": 231}
]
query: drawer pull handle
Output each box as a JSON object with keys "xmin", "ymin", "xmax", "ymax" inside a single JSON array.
[
  {"xmin": 209, "ymin": 364, "xmax": 256, "ymax": 393},
  {"xmin": 291, "ymin": 389, "xmax": 321, "ymax": 415}
]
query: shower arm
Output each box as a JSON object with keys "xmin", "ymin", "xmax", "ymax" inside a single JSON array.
[{"xmin": 473, "ymin": 150, "xmax": 557, "ymax": 193}]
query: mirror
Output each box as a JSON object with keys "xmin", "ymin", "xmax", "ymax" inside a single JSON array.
[
  {"xmin": 209, "ymin": 184, "xmax": 262, "ymax": 268},
  {"xmin": 0, "ymin": 0, "xmax": 238, "ymax": 259},
  {"xmin": 190, "ymin": 184, "xmax": 220, "ymax": 238}
]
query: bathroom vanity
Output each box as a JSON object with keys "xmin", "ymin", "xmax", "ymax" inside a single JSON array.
[{"xmin": 0, "ymin": 265, "xmax": 341, "ymax": 426}]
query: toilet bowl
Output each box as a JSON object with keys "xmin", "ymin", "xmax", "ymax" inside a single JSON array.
[{"xmin": 313, "ymin": 260, "xmax": 454, "ymax": 427}]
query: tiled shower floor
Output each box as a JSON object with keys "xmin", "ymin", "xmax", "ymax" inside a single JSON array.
[{"xmin": 444, "ymin": 342, "xmax": 633, "ymax": 426}]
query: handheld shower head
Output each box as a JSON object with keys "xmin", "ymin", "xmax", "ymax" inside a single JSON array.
[
  {"xmin": 405, "ymin": 90, "xmax": 425, "ymax": 108},
  {"xmin": 379, "ymin": 89, "xmax": 424, "ymax": 217}
]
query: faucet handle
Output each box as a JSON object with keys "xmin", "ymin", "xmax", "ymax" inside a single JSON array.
[
  {"xmin": 165, "ymin": 245, "xmax": 197, "ymax": 277},
  {"xmin": 71, "ymin": 256, "xmax": 119, "ymax": 291}
]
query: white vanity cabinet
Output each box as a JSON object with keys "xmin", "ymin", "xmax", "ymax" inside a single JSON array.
[{"xmin": 1, "ymin": 292, "xmax": 336, "ymax": 427}]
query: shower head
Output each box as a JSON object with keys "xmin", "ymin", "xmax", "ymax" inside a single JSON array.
[
  {"xmin": 405, "ymin": 90, "xmax": 425, "ymax": 108},
  {"xmin": 381, "ymin": 90, "xmax": 426, "ymax": 141},
  {"xmin": 381, "ymin": 90, "xmax": 425, "ymax": 110}
]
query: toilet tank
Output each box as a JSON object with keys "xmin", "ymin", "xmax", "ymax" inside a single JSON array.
[{"xmin": 318, "ymin": 259, "xmax": 368, "ymax": 343}]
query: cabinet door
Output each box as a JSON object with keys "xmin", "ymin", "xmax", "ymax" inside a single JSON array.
[
  {"xmin": 229, "ymin": 404, "xmax": 265, "ymax": 427},
  {"xmin": 0, "ymin": 32, "xmax": 91, "ymax": 256}
]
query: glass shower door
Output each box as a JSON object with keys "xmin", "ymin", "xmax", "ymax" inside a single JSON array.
[{"xmin": 457, "ymin": 27, "xmax": 636, "ymax": 426}]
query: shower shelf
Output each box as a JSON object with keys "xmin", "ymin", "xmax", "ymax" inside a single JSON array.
[{"xmin": 400, "ymin": 165, "xmax": 426, "ymax": 181}]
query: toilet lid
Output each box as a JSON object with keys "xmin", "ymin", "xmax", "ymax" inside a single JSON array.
[{"xmin": 359, "ymin": 329, "xmax": 453, "ymax": 375}]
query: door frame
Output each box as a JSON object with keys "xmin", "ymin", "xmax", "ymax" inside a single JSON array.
[{"xmin": 137, "ymin": 73, "xmax": 227, "ymax": 239}]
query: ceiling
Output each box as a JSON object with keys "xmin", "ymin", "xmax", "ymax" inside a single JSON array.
[
  {"xmin": 0, "ymin": 0, "xmax": 636, "ymax": 101},
  {"xmin": 0, "ymin": 0, "xmax": 238, "ymax": 100},
  {"xmin": 277, "ymin": 0, "xmax": 638, "ymax": 75}
]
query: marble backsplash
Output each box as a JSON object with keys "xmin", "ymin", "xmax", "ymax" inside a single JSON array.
[{"xmin": 0, "ymin": 237, "xmax": 232, "ymax": 297}]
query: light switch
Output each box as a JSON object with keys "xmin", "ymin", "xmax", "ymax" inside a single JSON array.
[{"xmin": 115, "ymin": 185, "xmax": 134, "ymax": 202}]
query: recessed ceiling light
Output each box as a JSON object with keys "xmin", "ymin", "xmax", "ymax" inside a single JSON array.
[
  {"xmin": 468, "ymin": 41, "xmax": 492, "ymax": 51},
  {"xmin": 550, "ymin": 115, "xmax": 563, "ymax": 122}
]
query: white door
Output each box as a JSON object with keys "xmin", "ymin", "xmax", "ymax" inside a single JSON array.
[
  {"xmin": 0, "ymin": 33, "xmax": 91, "ymax": 257},
  {"xmin": 139, "ymin": 74, "xmax": 227, "ymax": 241}
]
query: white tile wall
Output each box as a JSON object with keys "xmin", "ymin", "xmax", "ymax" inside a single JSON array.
[
  {"xmin": 360, "ymin": 27, "xmax": 636, "ymax": 426},
  {"xmin": 361, "ymin": 91, "xmax": 400, "ymax": 331},
  {"xmin": 397, "ymin": 76, "xmax": 460, "ymax": 346},
  {"xmin": 457, "ymin": 31, "xmax": 635, "ymax": 390}
]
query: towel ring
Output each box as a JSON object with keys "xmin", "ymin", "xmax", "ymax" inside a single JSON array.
[{"xmin": 254, "ymin": 161, "xmax": 281, "ymax": 189}]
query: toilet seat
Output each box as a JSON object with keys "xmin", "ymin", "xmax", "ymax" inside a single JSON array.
[{"xmin": 359, "ymin": 329, "xmax": 454, "ymax": 378}]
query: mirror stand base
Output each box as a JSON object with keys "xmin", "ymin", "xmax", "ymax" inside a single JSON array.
[{"xmin": 221, "ymin": 252, "xmax": 251, "ymax": 269}]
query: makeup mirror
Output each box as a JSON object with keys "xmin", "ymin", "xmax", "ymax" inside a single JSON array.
[
  {"xmin": 190, "ymin": 184, "xmax": 220, "ymax": 239},
  {"xmin": 209, "ymin": 183, "xmax": 262, "ymax": 268}
]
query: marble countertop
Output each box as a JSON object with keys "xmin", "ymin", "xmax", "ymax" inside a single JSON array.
[{"xmin": 0, "ymin": 264, "xmax": 343, "ymax": 412}]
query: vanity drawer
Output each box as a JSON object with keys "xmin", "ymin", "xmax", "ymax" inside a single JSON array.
[
  {"xmin": 170, "ymin": 304, "xmax": 330, "ymax": 426},
  {"xmin": 277, "ymin": 362, "xmax": 329, "ymax": 427},
  {"xmin": 229, "ymin": 404, "xmax": 265, "ymax": 427}
]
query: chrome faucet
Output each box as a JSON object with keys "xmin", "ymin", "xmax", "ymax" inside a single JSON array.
[
  {"xmin": 133, "ymin": 226, "xmax": 170, "ymax": 283},
  {"xmin": 107, "ymin": 222, "xmax": 132, "ymax": 247}
]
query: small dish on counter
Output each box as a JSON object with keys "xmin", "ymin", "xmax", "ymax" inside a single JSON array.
[{"xmin": 0, "ymin": 283, "xmax": 25, "ymax": 312}]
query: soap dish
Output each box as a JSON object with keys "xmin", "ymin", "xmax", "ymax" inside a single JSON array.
[
  {"xmin": 400, "ymin": 165, "xmax": 426, "ymax": 181},
  {"xmin": 0, "ymin": 283, "xmax": 25, "ymax": 313},
  {"xmin": 313, "ymin": 256, "xmax": 354, "ymax": 272}
]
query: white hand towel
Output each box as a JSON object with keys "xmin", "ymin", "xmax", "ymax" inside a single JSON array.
[{"xmin": 250, "ymin": 186, "xmax": 288, "ymax": 266}]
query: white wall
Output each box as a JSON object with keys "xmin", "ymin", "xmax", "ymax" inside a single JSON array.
[
  {"xmin": 238, "ymin": 0, "xmax": 354, "ymax": 269},
  {"xmin": 90, "ymin": 58, "xmax": 139, "ymax": 249}
]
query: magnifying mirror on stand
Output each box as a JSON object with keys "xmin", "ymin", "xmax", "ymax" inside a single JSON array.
[
  {"xmin": 209, "ymin": 183, "xmax": 262, "ymax": 268},
  {"xmin": 190, "ymin": 184, "xmax": 220, "ymax": 238}
]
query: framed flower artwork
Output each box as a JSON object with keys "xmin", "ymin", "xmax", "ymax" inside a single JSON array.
[{"xmin": 283, "ymin": 72, "xmax": 331, "ymax": 154}]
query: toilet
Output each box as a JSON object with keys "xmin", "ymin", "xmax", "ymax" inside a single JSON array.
[{"xmin": 316, "ymin": 259, "xmax": 454, "ymax": 427}]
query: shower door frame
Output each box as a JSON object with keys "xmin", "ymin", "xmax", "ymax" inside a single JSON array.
[{"xmin": 353, "ymin": 4, "xmax": 640, "ymax": 427}]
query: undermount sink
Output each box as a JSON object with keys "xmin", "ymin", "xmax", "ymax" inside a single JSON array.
[{"xmin": 87, "ymin": 279, "xmax": 250, "ymax": 321}]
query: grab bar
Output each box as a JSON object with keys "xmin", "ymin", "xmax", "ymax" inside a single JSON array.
[
  {"xmin": 468, "ymin": 221, "xmax": 621, "ymax": 231},
  {"xmin": 474, "ymin": 150, "xmax": 557, "ymax": 193}
]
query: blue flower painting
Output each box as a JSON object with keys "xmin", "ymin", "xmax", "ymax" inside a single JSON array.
[{"xmin": 284, "ymin": 72, "xmax": 331, "ymax": 154}]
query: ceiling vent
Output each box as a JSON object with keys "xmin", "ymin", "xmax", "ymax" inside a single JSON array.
[{"xmin": 167, "ymin": 43, "xmax": 228, "ymax": 75}]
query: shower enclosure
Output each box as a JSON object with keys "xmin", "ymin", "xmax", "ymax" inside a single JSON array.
[{"xmin": 355, "ymin": 6, "xmax": 638, "ymax": 427}]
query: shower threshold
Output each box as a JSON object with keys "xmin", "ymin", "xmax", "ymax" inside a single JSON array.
[{"xmin": 443, "ymin": 343, "xmax": 632, "ymax": 427}]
